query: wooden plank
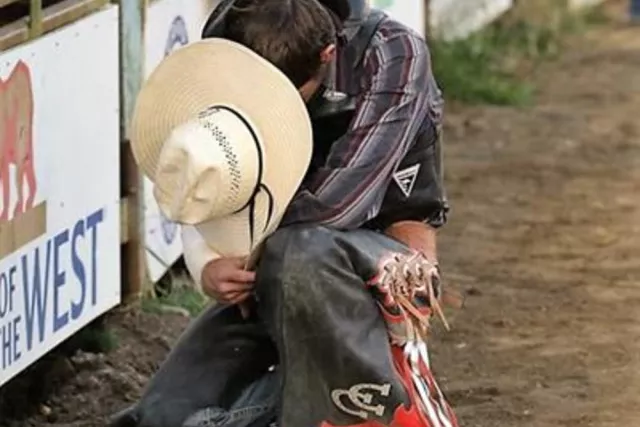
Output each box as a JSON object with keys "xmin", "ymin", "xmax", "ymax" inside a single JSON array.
[
  {"xmin": 41, "ymin": 0, "xmax": 109, "ymax": 34},
  {"xmin": 29, "ymin": 0, "xmax": 42, "ymax": 37},
  {"xmin": 119, "ymin": 0, "xmax": 145, "ymax": 136},
  {"xmin": 0, "ymin": 0, "xmax": 109, "ymax": 51},
  {"xmin": 0, "ymin": 0, "xmax": 21, "ymax": 9},
  {"xmin": 0, "ymin": 18, "xmax": 28, "ymax": 51},
  {"xmin": 424, "ymin": 0, "xmax": 432, "ymax": 38},
  {"xmin": 121, "ymin": 142, "xmax": 147, "ymax": 301},
  {"xmin": 120, "ymin": 196, "xmax": 130, "ymax": 244},
  {"xmin": 118, "ymin": 0, "xmax": 149, "ymax": 301}
]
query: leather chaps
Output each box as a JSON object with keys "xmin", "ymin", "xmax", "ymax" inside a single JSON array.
[{"xmin": 109, "ymin": 225, "xmax": 457, "ymax": 427}]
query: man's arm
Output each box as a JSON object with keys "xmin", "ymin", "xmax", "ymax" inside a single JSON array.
[
  {"xmin": 281, "ymin": 30, "xmax": 444, "ymax": 230},
  {"xmin": 181, "ymin": 225, "xmax": 220, "ymax": 291}
]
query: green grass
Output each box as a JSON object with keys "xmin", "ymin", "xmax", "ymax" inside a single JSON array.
[
  {"xmin": 431, "ymin": 5, "xmax": 609, "ymax": 106},
  {"xmin": 63, "ymin": 316, "xmax": 119, "ymax": 354},
  {"xmin": 69, "ymin": 324, "xmax": 119, "ymax": 353},
  {"xmin": 141, "ymin": 271, "xmax": 209, "ymax": 317},
  {"xmin": 431, "ymin": 35, "xmax": 534, "ymax": 106},
  {"xmin": 142, "ymin": 286, "xmax": 209, "ymax": 317}
]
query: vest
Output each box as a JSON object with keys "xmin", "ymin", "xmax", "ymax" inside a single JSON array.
[{"xmin": 309, "ymin": 10, "xmax": 447, "ymax": 231}]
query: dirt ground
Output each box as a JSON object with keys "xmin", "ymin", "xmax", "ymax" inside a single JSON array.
[
  {"xmin": 2, "ymin": 1, "xmax": 640, "ymax": 426},
  {"xmin": 434, "ymin": 2, "xmax": 640, "ymax": 426}
]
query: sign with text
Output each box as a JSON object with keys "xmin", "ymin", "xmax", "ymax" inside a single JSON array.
[
  {"xmin": 0, "ymin": 6, "xmax": 121, "ymax": 387},
  {"xmin": 143, "ymin": 0, "xmax": 218, "ymax": 283}
]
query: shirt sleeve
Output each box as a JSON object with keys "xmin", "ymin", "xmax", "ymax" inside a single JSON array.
[
  {"xmin": 181, "ymin": 224, "xmax": 220, "ymax": 291},
  {"xmin": 281, "ymin": 31, "xmax": 440, "ymax": 230}
]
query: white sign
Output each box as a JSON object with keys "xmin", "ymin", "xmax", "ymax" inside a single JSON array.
[
  {"xmin": 371, "ymin": 0, "xmax": 426, "ymax": 37},
  {"xmin": 0, "ymin": 6, "xmax": 121, "ymax": 386},
  {"xmin": 430, "ymin": 0, "xmax": 513, "ymax": 41},
  {"xmin": 143, "ymin": 0, "xmax": 216, "ymax": 283},
  {"xmin": 568, "ymin": 0, "xmax": 605, "ymax": 8}
]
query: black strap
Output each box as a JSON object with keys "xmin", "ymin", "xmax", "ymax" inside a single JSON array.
[
  {"xmin": 246, "ymin": 184, "xmax": 275, "ymax": 247},
  {"xmin": 213, "ymin": 105, "xmax": 275, "ymax": 247},
  {"xmin": 201, "ymin": 0, "xmax": 236, "ymax": 39}
]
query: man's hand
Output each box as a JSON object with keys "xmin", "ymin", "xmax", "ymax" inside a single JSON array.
[{"xmin": 201, "ymin": 256, "xmax": 255, "ymax": 305}]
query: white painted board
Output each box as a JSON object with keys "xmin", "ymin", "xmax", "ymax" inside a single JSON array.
[
  {"xmin": 142, "ymin": 0, "xmax": 218, "ymax": 283},
  {"xmin": 0, "ymin": 6, "xmax": 121, "ymax": 387}
]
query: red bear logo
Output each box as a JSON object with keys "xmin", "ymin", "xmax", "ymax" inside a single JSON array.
[{"xmin": 0, "ymin": 60, "xmax": 37, "ymax": 222}]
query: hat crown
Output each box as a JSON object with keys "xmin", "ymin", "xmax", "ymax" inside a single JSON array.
[
  {"xmin": 153, "ymin": 106, "xmax": 262, "ymax": 224},
  {"xmin": 131, "ymin": 38, "xmax": 313, "ymax": 261}
]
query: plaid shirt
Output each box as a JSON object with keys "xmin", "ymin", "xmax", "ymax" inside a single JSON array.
[{"xmin": 281, "ymin": 16, "xmax": 446, "ymax": 230}]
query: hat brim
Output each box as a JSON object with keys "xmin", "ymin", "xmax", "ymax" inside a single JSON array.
[{"xmin": 131, "ymin": 38, "xmax": 312, "ymax": 258}]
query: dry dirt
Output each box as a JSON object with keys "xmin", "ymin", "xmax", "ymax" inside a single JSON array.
[
  {"xmin": 0, "ymin": 309, "xmax": 190, "ymax": 427},
  {"xmin": 434, "ymin": 2, "xmax": 640, "ymax": 426},
  {"xmin": 2, "ymin": 1, "xmax": 640, "ymax": 426}
]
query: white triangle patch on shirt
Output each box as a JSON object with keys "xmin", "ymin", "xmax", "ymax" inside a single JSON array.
[{"xmin": 393, "ymin": 164, "xmax": 420, "ymax": 198}]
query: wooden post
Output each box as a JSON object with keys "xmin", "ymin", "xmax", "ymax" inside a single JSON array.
[
  {"xmin": 119, "ymin": 0, "xmax": 148, "ymax": 301},
  {"xmin": 424, "ymin": 0, "xmax": 431, "ymax": 39},
  {"xmin": 29, "ymin": 0, "xmax": 43, "ymax": 38}
]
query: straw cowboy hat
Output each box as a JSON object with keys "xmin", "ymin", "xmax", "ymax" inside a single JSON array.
[{"xmin": 130, "ymin": 38, "xmax": 313, "ymax": 261}]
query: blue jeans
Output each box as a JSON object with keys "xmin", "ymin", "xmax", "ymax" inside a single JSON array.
[
  {"xmin": 110, "ymin": 369, "xmax": 277, "ymax": 427},
  {"xmin": 182, "ymin": 370, "xmax": 278, "ymax": 427},
  {"xmin": 108, "ymin": 303, "xmax": 280, "ymax": 427}
]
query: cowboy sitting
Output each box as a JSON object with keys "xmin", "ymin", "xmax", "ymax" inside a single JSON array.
[{"xmin": 110, "ymin": 1, "xmax": 456, "ymax": 426}]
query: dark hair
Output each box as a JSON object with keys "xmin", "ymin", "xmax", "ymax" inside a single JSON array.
[
  {"xmin": 222, "ymin": 0, "xmax": 337, "ymax": 87},
  {"xmin": 317, "ymin": 0, "xmax": 350, "ymax": 21}
]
